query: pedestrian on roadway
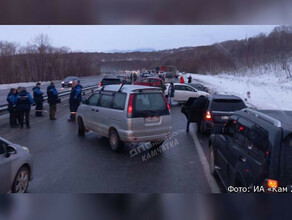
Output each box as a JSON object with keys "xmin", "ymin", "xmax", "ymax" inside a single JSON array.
[
  {"xmin": 16, "ymin": 87, "xmax": 33, "ymax": 128},
  {"xmin": 186, "ymin": 95, "xmax": 207, "ymax": 132},
  {"xmin": 7, "ymin": 88, "xmax": 18, "ymax": 127},
  {"xmin": 168, "ymin": 82, "xmax": 175, "ymax": 106},
  {"xmin": 32, "ymin": 82, "xmax": 44, "ymax": 117},
  {"xmin": 180, "ymin": 75, "xmax": 185, "ymax": 83},
  {"xmin": 47, "ymin": 82, "xmax": 59, "ymax": 120},
  {"xmin": 68, "ymin": 80, "xmax": 82, "ymax": 122},
  {"xmin": 188, "ymin": 75, "xmax": 192, "ymax": 83},
  {"xmin": 133, "ymin": 72, "xmax": 138, "ymax": 82}
]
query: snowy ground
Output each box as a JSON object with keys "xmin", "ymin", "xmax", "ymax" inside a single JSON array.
[
  {"xmin": 184, "ymin": 73, "xmax": 292, "ymax": 111},
  {"xmin": 0, "ymin": 81, "xmax": 52, "ymax": 90}
]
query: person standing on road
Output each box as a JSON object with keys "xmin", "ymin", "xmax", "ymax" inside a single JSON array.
[
  {"xmin": 68, "ymin": 80, "xmax": 82, "ymax": 122},
  {"xmin": 7, "ymin": 88, "xmax": 18, "ymax": 127},
  {"xmin": 133, "ymin": 72, "xmax": 138, "ymax": 82},
  {"xmin": 186, "ymin": 95, "xmax": 207, "ymax": 132},
  {"xmin": 16, "ymin": 87, "xmax": 33, "ymax": 128},
  {"xmin": 168, "ymin": 82, "xmax": 175, "ymax": 106},
  {"xmin": 180, "ymin": 75, "xmax": 185, "ymax": 83},
  {"xmin": 32, "ymin": 82, "xmax": 44, "ymax": 117},
  {"xmin": 188, "ymin": 75, "xmax": 192, "ymax": 83},
  {"xmin": 47, "ymin": 82, "xmax": 59, "ymax": 120}
]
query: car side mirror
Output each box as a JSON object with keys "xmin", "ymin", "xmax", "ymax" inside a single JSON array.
[{"xmin": 5, "ymin": 146, "xmax": 16, "ymax": 158}]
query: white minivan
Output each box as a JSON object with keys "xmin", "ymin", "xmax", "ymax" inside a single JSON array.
[{"xmin": 77, "ymin": 85, "xmax": 172, "ymax": 152}]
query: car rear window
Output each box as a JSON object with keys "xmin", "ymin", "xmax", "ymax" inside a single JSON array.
[
  {"xmin": 211, "ymin": 99, "xmax": 246, "ymax": 111},
  {"xmin": 113, "ymin": 93, "xmax": 127, "ymax": 110},
  {"xmin": 102, "ymin": 79, "xmax": 121, "ymax": 85},
  {"xmin": 132, "ymin": 93, "xmax": 169, "ymax": 117}
]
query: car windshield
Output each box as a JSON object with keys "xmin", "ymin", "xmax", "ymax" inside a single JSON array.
[
  {"xmin": 211, "ymin": 99, "xmax": 246, "ymax": 111},
  {"xmin": 133, "ymin": 93, "xmax": 169, "ymax": 117}
]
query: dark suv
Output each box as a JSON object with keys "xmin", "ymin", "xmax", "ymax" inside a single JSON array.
[
  {"xmin": 201, "ymin": 95, "xmax": 246, "ymax": 133},
  {"xmin": 209, "ymin": 108, "xmax": 292, "ymax": 191}
]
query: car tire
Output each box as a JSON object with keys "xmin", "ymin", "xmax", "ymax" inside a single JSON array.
[
  {"xmin": 78, "ymin": 117, "xmax": 85, "ymax": 137},
  {"xmin": 109, "ymin": 129, "xmax": 124, "ymax": 152},
  {"xmin": 12, "ymin": 166, "xmax": 30, "ymax": 193},
  {"xmin": 209, "ymin": 145, "xmax": 216, "ymax": 176}
]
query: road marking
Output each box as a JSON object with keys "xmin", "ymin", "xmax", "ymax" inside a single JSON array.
[{"xmin": 190, "ymin": 124, "xmax": 220, "ymax": 193}]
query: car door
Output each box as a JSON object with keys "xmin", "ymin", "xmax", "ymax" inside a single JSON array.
[
  {"xmin": 82, "ymin": 93, "xmax": 101, "ymax": 131},
  {"xmin": 181, "ymin": 85, "xmax": 198, "ymax": 102},
  {"xmin": 174, "ymin": 85, "xmax": 183, "ymax": 101},
  {"xmin": 228, "ymin": 118, "xmax": 253, "ymax": 185},
  {"xmin": 245, "ymin": 125, "xmax": 269, "ymax": 186},
  {"xmin": 96, "ymin": 92, "xmax": 115, "ymax": 137},
  {"xmin": 215, "ymin": 119, "xmax": 237, "ymax": 181},
  {"xmin": 0, "ymin": 140, "xmax": 13, "ymax": 193}
]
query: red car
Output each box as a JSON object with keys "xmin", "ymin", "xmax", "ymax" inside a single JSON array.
[{"xmin": 133, "ymin": 77, "xmax": 164, "ymax": 87}]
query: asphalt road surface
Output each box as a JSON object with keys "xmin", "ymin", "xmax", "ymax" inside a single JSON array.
[
  {"xmin": 0, "ymin": 101, "xmax": 213, "ymax": 193},
  {"xmin": 0, "ymin": 75, "xmax": 103, "ymax": 105}
]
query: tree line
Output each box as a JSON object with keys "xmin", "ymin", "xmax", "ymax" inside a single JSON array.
[
  {"xmin": 1, "ymin": 26, "xmax": 292, "ymax": 84},
  {"xmin": 0, "ymin": 34, "xmax": 97, "ymax": 84}
]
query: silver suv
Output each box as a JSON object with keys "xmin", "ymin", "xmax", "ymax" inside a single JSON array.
[
  {"xmin": 77, "ymin": 85, "xmax": 172, "ymax": 151},
  {"xmin": 0, "ymin": 137, "xmax": 33, "ymax": 193}
]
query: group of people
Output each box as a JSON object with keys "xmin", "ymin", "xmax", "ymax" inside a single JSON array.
[{"xmin": 7, "ymin": 79, "xmax": 83, "ymax": 128}]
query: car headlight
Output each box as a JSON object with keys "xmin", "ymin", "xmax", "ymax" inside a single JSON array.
[
  {"xmin": 69, "ymin": 81, "xmax": 73, "ymax": 84},
  {"xmin": 22, "ymin": 146, "xmax": 29, "ymax": 153},
  {"xmin": 62, "ymin": 81, "xmax": 64, "ymax": 84}
]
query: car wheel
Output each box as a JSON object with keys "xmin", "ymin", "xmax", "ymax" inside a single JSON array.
[
  {"xmin": 12, "ymin": 166, "xmax": 30, "ymax": 193},
  {"xmin": 109, "ymin": 129, "xmax": 124, "ymax": 152},
  {"xmin": 209, "ymin": 145, "xmax": 216, "ymax": 176},
  {"xmin": 78, "ymin": 117, "xmax": 85, "ymax": 136},
  {"xmin": 151, "ymin": 140, "xmax": 164, "ymax": 149}
]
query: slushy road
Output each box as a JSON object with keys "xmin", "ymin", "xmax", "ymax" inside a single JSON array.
[{"xmin": 0, "ymin": 101, "xmax": 214, "ymax": 193}]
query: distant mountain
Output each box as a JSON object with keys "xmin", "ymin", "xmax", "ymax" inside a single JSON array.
[{"xmin": 107, "ymin": 48, "xmax": 157, "ymax": 53}]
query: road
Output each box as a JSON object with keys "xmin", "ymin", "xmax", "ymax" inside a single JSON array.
[
  {"xmin": 0, "ymin": 100, "xmax": 214, "ymax": 193},
  {"xmin": 0, "ymin": 75, "xmax": 103, "ymax": 105}
]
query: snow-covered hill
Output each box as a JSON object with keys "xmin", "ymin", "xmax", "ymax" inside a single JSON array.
[{"xmin": 186, "ymin": 71, "xmax": 292, "ymax": 111}]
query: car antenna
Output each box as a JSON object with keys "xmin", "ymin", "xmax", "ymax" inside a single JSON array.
[
  {"xmin": 118, "ymin": 83, "xmax": 125, "ymax": 92},
  {"xmin": 99, "ymin": 85, "xmax": 106, "ymax": 94}
]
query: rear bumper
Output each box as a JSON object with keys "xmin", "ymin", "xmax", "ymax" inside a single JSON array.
[
  {"xmin": 204, "ymin": 121, "xmax": 225, "ymax": 131},
  {"xmin": 120, "ymin": 130, "xmax": 171, "ymax": 143}
]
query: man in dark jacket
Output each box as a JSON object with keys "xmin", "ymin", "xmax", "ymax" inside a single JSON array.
[
  {"xmin": 186, "ymin": 95, "xmax": 207, "ymax": 132},
  {"xmin": 32, "ymin": 82, "xmax": 44, "ymax": 117},
  {"xmin": 68, "ymin": 80, "xmax": 82, "ymax": 121},
  {"xmin": 16, "ymin": 87, "xmax": 33, "ymax": 128},
  {"xmin": 47, "ymin": 82, "xmax": 59, "ymax": 120},
  {"xmin": 188, "ymin": 75, "xmax": 192, "ymax": 83},
  {"xmin": 7, "ymin": 88, "xmax": 17, "ymax": 127}
]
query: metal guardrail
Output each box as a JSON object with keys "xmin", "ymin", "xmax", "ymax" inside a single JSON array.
[{"xmin": 0, "ymin": 85, "xmax": 99, "ymax": 115}]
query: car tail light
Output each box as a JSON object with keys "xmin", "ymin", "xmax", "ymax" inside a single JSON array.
[
  {"xmin": 267, "ymin": 179, "xmax": 278, "ymax": 188},
  {"xmin": 205, "ymin": 111, "xmax": 212, "ymax": 121},
  {"xmin": 163, "ymin": 94, "xmax": 170, "ymax": 113},
  {"xmin": 127, "ymin": 94, "xmax": 134, "ymax": 118},
  {"xmin": 98, "ymin": 82, "xmax": 102, "ymax": 87}
]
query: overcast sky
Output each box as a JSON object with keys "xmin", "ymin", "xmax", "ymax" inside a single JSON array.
[{"xmin": 0, "ymin": 25, "xmax": 277, "ymax": 52}]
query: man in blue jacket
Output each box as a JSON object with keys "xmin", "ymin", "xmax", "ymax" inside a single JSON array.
[
  {"xmin": 16, "ymin": 87, "xmax": 33, "ymax": 128},
  {"xmin": 47, "ymin": 82, "xmax": 59, "ymax": 120},
  {"xmin": 68, "ymin": 80, "xmax": 82, "ymax": 122},
  {"xmin": 7, "ymin": 88, "xmax": 17, "ymax": 127},
  {"xmin": 32, "ymin": 82, "xmax": 44, "ymax": 117}
]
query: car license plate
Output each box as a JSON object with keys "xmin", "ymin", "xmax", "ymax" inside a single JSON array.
[
  {"xmin": 221, "ymin": 116, "xmax": 230, "ymax": 120},
  {"xmin": 145, "ymin": 116, "xmax": 160, "ymax": 123}
]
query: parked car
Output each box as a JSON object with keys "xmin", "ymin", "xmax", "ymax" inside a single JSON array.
[
  {"xmin": 77, "ymin": 85, "xmax": 172, "ymax": 152},
  {"xmin": 62, "ymin": 76, "xmax": 79, "ymax": 87},
  {"xmin": 141, "ymin": 72, "xmax": 156, "ymax": 78},
  {"xmin": 188, "ymin": 83, "xmax": 209, "ymax": 93},
  {"xmin": 165, "ymin": 83, "xmax": 209, "ymax": 103},
  {"xmin": 133, "ymin": 77, "xmax": 164, "ymax": 88},
  {"xmin": 0, "ymin": 137, "xmax": 33, "ymax": 193},
  {"xmin": 209, "ymin": 109, "xmax": 292, "ymax": 191},
  {"xmin": 98, "ymin": 76, "xmax": 123, "ymax": 87},
  {"xmin": 199, "ymin": 95, "xmax": 246, "ymax": 133},
  {"xmin": 163, "ymin": 72, "xmax": 179, "ymax": 83}
]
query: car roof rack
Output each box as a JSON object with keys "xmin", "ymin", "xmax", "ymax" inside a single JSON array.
[
  {"xmin": 118, "ymin": 83, "xmax": 125, "ymax": 92},
  {"xmin": 242, "ymin": 108, "xmax": 282, "ymax": 128}
]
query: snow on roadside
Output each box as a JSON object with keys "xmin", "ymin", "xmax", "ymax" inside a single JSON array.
[
  {"xmin": 185, "ymin": 73, "xmax": 292, "ymax": 111},
  {"xmin": 0, "ymin": 81, "xmax": 51, "ymax": 90}
]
